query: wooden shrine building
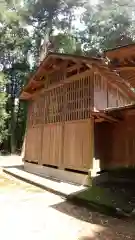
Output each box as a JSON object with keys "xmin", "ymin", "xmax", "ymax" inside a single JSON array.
[{"xmin": 20, "ymin": 46, "xmax": 135, "ymax": 185}]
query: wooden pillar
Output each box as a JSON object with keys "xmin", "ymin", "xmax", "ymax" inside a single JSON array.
[
  {"xmin": 21, "ymin": 132, "xmax": 26, "ymax": 161},
  {"xmin": 90, "ymin": 117, "xmax": 94, "ymax": 169},
  {"xmin": 90, "ymin": 117, "xmax": 100, "ymax": 177}
]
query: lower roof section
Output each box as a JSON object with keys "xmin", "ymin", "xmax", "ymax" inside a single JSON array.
[{"xmin": 92, "ymin": 103, "xmax": 135, "ymax": 123}]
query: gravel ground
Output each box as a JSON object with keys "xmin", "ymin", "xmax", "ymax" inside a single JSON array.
[
  {"xmin": 0, "ymin": 171, "xmax": 135, "ymax": 240},
  {"xmin": 0, "ymin": 155, "xmax": 135, "ymax": 239}
]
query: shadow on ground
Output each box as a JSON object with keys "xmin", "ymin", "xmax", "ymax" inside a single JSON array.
[
  {"xmin": 50, "ymin": 199, "xmax": 135, "ymax": 239},
  {"xmin": 67, "ymin": 170, "xmax": 135, "ymax": 217}
]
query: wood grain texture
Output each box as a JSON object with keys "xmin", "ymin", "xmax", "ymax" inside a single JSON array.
[
  {"xmin": 63, "ymin": 119, "xmax": 92, "ymax": 171},
  {"xmin": 94, "ymin": 73, "xmax": 130, "ymax": 110},
  {"xmin": 94, "ymin": 113, "xmax": 135, "ymax": 169},
  {"xmin": 41, "ymin": 123, "xmax": 63, "ymax": 167},
  {"xmin": 25, "ymin": 126, "xmax": 42, "ymax": 163}
]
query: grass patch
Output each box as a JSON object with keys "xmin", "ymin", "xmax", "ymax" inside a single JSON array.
[{"xmin": 73, "ymin": 184, "xmax": 134, "ymax": 215}]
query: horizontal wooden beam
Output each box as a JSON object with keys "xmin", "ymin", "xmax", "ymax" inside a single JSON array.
[
  {"xmin": 95, "ymin": 118, "xmax": 104, "ymax": 123},
  {"xmin": 20, "ymin": 91, "xmax": 32, "ymax": 100},
  {"xmin": 126, "ymin": 109, "xmax": 135, "ymax": 115},
  {"xmin": 94, "ymin": 117, "xmax": 115, "ymax": 123},
  {"xmin": 92, "ymin": 111, "xmax": 119, "ymax": 123},
  {"xmin": 31, "ymin": 79, "xmax": 44, "ymax": 86},
  {"xmin": 113, "ymin": 66, "xmax": 135, "ymax": 71},
  {"xmin": 126, "ymin": 78, "xmax": 135, "ymax": 82},
  {"xmin": 99, "ymin": 113, "xmax": 119, "ymax": 122},
  {"xmin": 66, "ymin": 63, "xmax": 81, "ymax": 72}
]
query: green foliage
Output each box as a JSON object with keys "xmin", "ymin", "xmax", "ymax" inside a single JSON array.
[
  {"xmin": 25, "ymin": 0, "xmax": 82, "ymax": 65},
  {"xmin": 53, "ymin": 33, "xmax": 77, "ymax": 53},
  {"xmin": 79, "ymin": 0, "xmax": 135, "ymax": 56},
  {"xmin": 0, "ymin": 73, "xmax": 8, "ymax": 143},
  {"xmin": 0, "ymin": 0, "xmax": 30, "ymax": 152}
]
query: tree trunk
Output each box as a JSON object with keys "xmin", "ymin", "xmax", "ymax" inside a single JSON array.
[{"xmin": 9, "ymin": 97, "xmax": 16, "ymax": 153}]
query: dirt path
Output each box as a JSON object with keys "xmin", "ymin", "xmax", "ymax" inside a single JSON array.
[{"xmin": 0, "ymin": 169, "xmax": 134, "ymax": 240}]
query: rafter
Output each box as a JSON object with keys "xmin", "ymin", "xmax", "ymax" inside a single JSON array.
[
  {"xmin": 99, "ymin": 113, "xmax": 119, "ymax": 122},
  {"xmin": 20, "ymin": 91, "xmax": 32, "ymax": 100}
]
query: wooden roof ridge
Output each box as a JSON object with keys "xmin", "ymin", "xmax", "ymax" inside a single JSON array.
[{"xmin": 46, "ymin": 52, "xmax": 101, "ymax": 62}]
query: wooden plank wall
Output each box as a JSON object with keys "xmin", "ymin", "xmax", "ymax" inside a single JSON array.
[
  {"xmin": 94, "ymin": 73, "xmax": 131, "ymax": 110},
  {"xmin": 111, "ymin": 114, "xmax": 135, "ymax": 167},
  {"xmin": 94, "ymin": 122, "xmax": 113, "ymax": 169},
  {"xmin": 94, "ymin": 114, "xmax": 135, "ymax": 169}
]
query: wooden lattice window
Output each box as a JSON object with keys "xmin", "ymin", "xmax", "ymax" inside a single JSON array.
[
  {"xmin": 28, "ymin": 74, "xmax": 92, "ymax": 126},
  {"xmin": 44, "ymin": 70, "xmax": 65, "ymax": 90},
  {"xmin": 94, "ymin": 73, "xmax": 101, "ymax": 91},
  {"xmin": 35, "ymin": 95, "xmax": 45, "ymax": 124},
  {"xmin": 64, "ymin": 76, "xmax": 91, "ymax": 121},
  {"xmin": 28, "ymin": 95, "xmax": 45, "ymax": 127},
  {"xmin": 45, "ymin": 86, "xmax": 64, "ymax": 124}
]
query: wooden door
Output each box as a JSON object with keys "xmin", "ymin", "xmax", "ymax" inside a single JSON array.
[
  {"xmin": 25, "ymin": 126, "xmax": 42, "ymax": 163},
  {"xmin": 63, "ymin": 119, "xmax": 93, "ymax": 171},
  {"xmin": 40, "ymin": 123, "xmax": 63, "ymax": 167}
]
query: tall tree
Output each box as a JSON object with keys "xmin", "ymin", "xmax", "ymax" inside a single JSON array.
[
  {"xmin": 0, "ymin": 2, "xmax": 31, "ymax": 152},
  {"xmin": 25, "ymin": 0, "xmax": 82, "ymax": 64},
  {"xmin": 80, "ymin": 0, "xmax": 135, "ymax": 56},
  {"xmin": 0, "ymin": 73, "xmax": 8, "ymax": 145}
]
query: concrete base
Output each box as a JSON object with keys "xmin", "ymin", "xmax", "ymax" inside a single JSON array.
[{"xmin": 24, "ymin": 162, "xmax": 90, "ymax": 186}]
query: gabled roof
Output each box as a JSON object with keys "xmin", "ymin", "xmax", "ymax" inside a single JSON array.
[
  {"xmin": 20, "ymin": 52, "xmax": 102, "ymax": 100},
  {"xmin": 20, "ymin": 52, "xmax": 135, "ymax": 100},
  {"xmin": 104, "ymin": 43, "xmax": 135, "ymax": 88}
]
